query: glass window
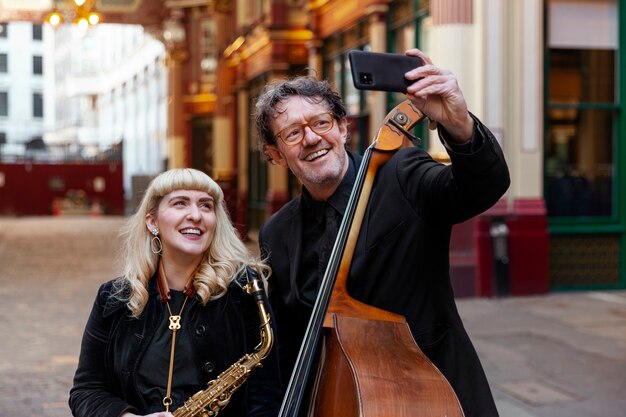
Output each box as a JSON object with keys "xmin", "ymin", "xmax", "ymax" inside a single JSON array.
[
  {"xmin": 32, "ymin": 24, "xmax": 43, "ymax": 41},
  {"xmin": 546, "ymin": 48, "xmax": 616, "ymax": 218},
  {"xmin": 0, "ymin": 53, "xmax": 7, "ymax": 73},
  {"xmin": 33, "ymin": 92, "xmax": 43, "ymax": 118},
  {"xmin": 549, "ymin": 49, "xmax": 615, "ymax": 104},
  {"xmin": 33, "ymin": 56, "xmax": 43, "ymax": 75},
  {"xmin": 0, "ymin": 23, "xmax": 7, "ymax": 38},
  {"xmin": 0, "ymin": 92, "xmax": 7, "ymax": 116},
  {"xmin": 545, "ymin": 0, "xmax": 618, "ymax": 220}
]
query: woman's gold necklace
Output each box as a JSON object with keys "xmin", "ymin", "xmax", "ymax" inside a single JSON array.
[
  {"xmin": 157, "ymin": 258, "xmax": 197, "ymax": 412},
  {"xmin": 163, "ymin": 295, "xmax": 189, "ymax": 412}
]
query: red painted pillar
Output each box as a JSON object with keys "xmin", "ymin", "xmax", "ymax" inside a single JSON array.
[
  {"xmin": 474, "ymin": 199, "xmax": 509, "ymax": 297},
  {"xmin": 506, "ymin": 199, "xmax": 549, "ymax": 295},
  {"xmin": 474, "ymin": 199, "xmax": 549, "ymax": 297}
]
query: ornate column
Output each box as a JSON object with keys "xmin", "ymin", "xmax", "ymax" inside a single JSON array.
[
  {"xmin": 163, "ymin": 10, "xmax": 189, "ymax": 169},
  {"xmin": 426, "ymin": 0, "xmax": 475, "ymax": 161}
]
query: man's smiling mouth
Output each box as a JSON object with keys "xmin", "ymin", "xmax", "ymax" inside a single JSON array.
[{"xmin": 304, "ymin": 149, "xmax": 328, "ymax": 161}]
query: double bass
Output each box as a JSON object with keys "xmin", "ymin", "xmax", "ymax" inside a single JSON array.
[{"xmin": 278, "ymin": 100, "xmax": 466, "ymax": 417}]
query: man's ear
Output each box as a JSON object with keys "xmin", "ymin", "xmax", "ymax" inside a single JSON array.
[
  {"xmin": 338, "ymin": 117, "xmax": 349, "ymax": 144},
  {"xmin": 266, "ymin": 145, "xmax": 288, "ymax": 167}
]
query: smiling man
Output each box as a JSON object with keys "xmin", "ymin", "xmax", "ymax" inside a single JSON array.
[{"xmin": 254, "ymin": 49, "xmax": 510, "ymax": 417}]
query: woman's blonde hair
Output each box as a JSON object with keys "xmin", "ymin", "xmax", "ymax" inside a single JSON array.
[{"xmin": 115, "ymin": 168, "xmax": 270, "ymax": 317}]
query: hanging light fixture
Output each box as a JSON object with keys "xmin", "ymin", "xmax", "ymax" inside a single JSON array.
[
  {"xmin": 45, "ymin": 0, "xmax": 102, "ymax": 27},
  {"xmin": 47, "ymin": 11, "xmax": 63, "ymax": 27}
]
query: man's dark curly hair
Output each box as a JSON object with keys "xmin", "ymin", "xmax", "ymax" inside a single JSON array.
[{"xmin": 254, "ymin": 76, "xmax": 347, "ymax": 162}]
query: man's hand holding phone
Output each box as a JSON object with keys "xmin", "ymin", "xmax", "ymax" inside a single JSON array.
[
  {"xmin": 349, "ymin": 48, "xmax": 473, "ymax": 143},
  {"xmin": 403, "ymin": 48, "xmax": 473, "ymax": 142}
]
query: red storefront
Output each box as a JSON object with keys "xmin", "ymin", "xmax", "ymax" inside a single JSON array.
[{"xmin": 0, "ymin": 162, "xmax": 124, "ymax": 216}]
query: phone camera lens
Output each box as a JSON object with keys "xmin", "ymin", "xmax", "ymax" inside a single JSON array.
[{"xmin": 359, "ymin": 73, "xmax": 373, "ymax": 85}]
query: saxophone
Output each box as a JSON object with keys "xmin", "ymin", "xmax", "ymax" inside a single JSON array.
[{"xmin": 173, "ymin": 277, "xmax": 274, "ymax": 417}]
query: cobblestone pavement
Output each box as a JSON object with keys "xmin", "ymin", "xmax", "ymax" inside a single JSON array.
[
  {"xmin": 0, "ymin": 216, "xmax": 125, "ymax": 417},
  {"xmin": 1, "ymin": 216, "xmax": 625, "ymax": 417}
]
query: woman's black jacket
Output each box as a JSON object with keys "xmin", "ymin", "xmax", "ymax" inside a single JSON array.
[{"xmin": 69, "ymin": 271, "xmax": 282, "ymax": 417}]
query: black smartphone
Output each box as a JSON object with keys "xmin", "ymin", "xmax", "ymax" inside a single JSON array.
[{"xmin": 348, "ymin": 50, "xmax": 424, "ymax": 93}]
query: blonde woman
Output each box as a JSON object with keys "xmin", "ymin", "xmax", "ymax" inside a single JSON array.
[{"xmin": 70, "ymin": 168, "xmax": 281, "ymax": 417}]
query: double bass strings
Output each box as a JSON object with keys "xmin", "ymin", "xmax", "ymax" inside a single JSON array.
[{"xmin": 277, "ymin": 145, "xmax": 374, "ymax": 417}]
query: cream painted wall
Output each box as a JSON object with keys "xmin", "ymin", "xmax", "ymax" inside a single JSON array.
[
  {"xmin": 503, "ymin": 0, "xmax": 544, "ymax": 199},
  {"xmin": 423, "ymin": 21, "xmax": 477, "ymax": 159},
  {"xmin": 519, "ymin": 0, "xmax": 544, "ymax": 198},
  {"xmin": 423, "ymin": 0, "xmax": 545, "ymax": 200}
]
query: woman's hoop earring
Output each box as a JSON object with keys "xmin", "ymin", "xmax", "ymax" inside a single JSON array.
[{"xmin": 150, "ymin": 228, "xmax": 162, "ymax": 254}]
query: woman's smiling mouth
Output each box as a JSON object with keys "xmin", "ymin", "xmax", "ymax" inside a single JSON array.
[{"xmin": 180, "ymin": 228, "xmax": 202, "ymax": 236}]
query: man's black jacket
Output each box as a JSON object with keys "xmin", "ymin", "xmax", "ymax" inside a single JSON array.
[{"xmin": 260, "ymin": 116, "xmax": 510, "ymax": 417}]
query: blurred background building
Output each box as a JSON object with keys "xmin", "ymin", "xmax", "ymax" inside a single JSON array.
[
  {"xmin": 48, "ymin": 23, "xmax": 167, "ymax": 203},
  {"xmin": 0, "ymin": 0, "xmax": 623, "ymax": 297},
  {"xmin": 0, "ymin": 21, "xmax": 52, "ymax": 156}
]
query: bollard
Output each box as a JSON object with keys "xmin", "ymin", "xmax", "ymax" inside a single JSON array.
[
  {"xmin": 490, "ymin": 219, "xmax": 510, "ymax": 296},
  {"xmin": 91, "ymin": 199, "xmax": 102, "ymax": 217},
  {"xmin": 52, "ymin": 198, "xmax": 62, "ymax": 217}
]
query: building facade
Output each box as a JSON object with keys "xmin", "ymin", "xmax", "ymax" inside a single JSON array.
[
  {"xmin": 211, "ymin": 0, "xmax": 624, "ymax": 295},
  {"xmin": 49, "ymin": 23, "xmax": 168, "ymax": 208},
  {"xmin": 0, "ymin": 21, "xmax": 52, "ymax": 156},
  {"xmin": 0, "ymin": 0, "xmax": 623, "ymax": 294}
]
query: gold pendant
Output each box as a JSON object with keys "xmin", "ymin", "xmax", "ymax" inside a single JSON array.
[{"xmin": 169, "ymin": 315, "xmax": 181, "ymax": 330}]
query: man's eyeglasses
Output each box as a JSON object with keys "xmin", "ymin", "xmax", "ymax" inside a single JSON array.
[{"xmin": 275, "ymin": 112, "xmax": 335, "ymax": 146}]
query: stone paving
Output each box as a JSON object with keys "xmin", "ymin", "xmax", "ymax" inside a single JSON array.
[
  {"xmin": 0, "ymin": 217, "xmax": 124, "ymax": 417},
  {"xmin": 0, "ymin": 216, "xmax": 625, "ymax": 417},
  {"xmin": 457, "ymin": 289, "xmax": 626, "ymax": 417}
]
